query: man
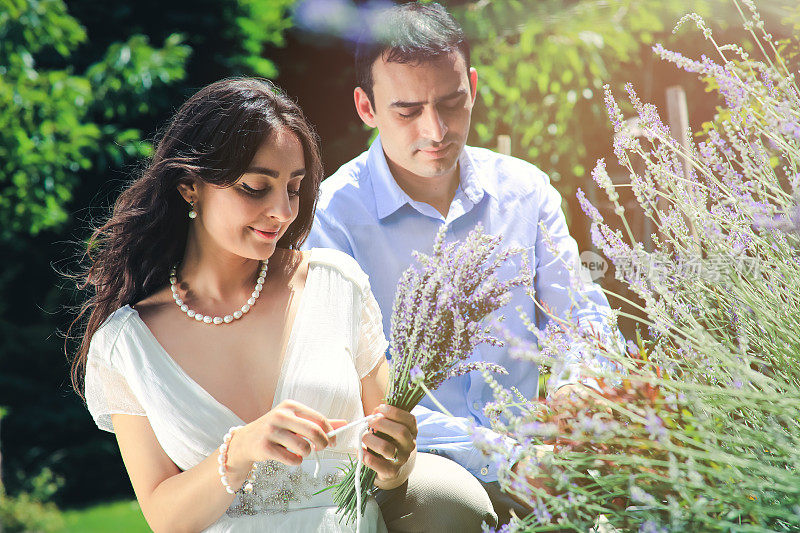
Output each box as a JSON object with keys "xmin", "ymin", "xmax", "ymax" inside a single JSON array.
[{"xmin": 304, "ymin": 2, "xmax": 616, "ymax": 528}]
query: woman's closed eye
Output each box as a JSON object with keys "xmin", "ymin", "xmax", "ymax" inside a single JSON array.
[
  {"xmin": 241, "ymin": 183, "xmax": 267, "ymax": 195},
  {"xmin": 241, "ymin": 182, "xmax": 301, "ymax": 198}
]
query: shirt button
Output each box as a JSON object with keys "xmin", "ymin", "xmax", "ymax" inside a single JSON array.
[
  {"xmin": 472, "ymin": 401, "xmax": 481, "ymax": 410},
  {"xmin": 480, "ymin": 467, "xmax": 489, "ymax": 476}
]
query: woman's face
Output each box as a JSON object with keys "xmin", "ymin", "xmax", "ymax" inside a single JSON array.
[{"xmin": 187, "ymin": 128, "xmax": 306, "ymax": 262}]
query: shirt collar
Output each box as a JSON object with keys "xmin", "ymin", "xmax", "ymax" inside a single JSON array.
[
  {"xmin": 458, "ymin": 147, "xmax": 498, "ymax": 203},
  {"xmin": 367, "ymin": 135, "xmax": 498, "ymax": 220},
  {"xmin": 368, "ymin": 135, "xmax": 412, "ymax": 220}
]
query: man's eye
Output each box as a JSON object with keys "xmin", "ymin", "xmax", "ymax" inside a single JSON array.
[
  {"xmin": 442, "ymin": 98, "xmax": 465, "ymax": 110},
  {"xmin": 399, "ymin": 109, "xmax": 421, "ymax": 119},
  {"xmin": 288, "ymin": 188, "xmax": 301, "ymax": 197}
]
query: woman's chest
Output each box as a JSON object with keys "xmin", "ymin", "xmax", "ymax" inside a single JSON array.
[{"xmin": 163, "ymin": 323, "xmax": 288, "ymax": 422}]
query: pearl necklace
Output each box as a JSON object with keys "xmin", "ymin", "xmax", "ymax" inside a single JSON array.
[{"xmin": 169, "ymin": 261, "xmax": 268, "ymax": 325}]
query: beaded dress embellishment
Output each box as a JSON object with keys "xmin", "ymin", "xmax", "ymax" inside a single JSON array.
[{"xmin": 226, "ymin": 460, "xmax": 341, "ymax": 517}]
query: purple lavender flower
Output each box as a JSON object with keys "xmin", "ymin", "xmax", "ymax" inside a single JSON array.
[
  {"xmin": 336, "ymin": 224, "xmax": 530, "ymax": 523},
  {"xmin": 639, "ymin": 520, "xmax": 667, "ymax": 533},
  {"xmin": 576, "ymin": 188, "xmax": 603, "ymax": 224},
  {"xmin": 533, "ymin": 501, "xmax": 552, "ymax": 523},
  {"xmin": 409, "ymin": 366, "xmax": 424, "ymax": 385}
]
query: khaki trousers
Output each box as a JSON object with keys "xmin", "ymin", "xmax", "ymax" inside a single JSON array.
[{"xmin": 375, "ymin": 452, "xmax": 529, "ymax": 533}]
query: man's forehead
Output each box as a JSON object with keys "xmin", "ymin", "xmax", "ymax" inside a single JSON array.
[{"xmin": 372, "ymin": 52, "xmax": 469, "ymax": 103}]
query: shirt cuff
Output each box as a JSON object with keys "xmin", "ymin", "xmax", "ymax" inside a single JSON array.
[{"xmin": 421, "ymin": 428, "xmax": 518, "ymax": 483}]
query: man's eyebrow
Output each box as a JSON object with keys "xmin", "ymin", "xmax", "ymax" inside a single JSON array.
[
  {"xmin": 389, "ymin": 89, "xmax": 467, "ymax": 109},
  {"xmin": 244, "ymin": 166, "xmax": 306, "ymax": 178}
]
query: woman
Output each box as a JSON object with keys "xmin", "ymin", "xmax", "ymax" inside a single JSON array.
[{"xmin": 70, "ymin": 78, "xmax": 416, "ymax": 532}]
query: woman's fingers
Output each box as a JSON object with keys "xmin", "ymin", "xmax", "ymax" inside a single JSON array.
[
  {"xmin": 361, "ymin": 447, "xmax": 400, "ymax": 480},
  {"xmin": 251, "ymin": 400, "xmax": 346, "ymax": 465},
  {"xmin": 360, "ymin": 405, "xmax": 417, "ymax": 478},
  {"xmin": 265, "ymin": 440, "xmax": 304, "ymax": 466},
  {"xmin": 327, "ymin": 419, "xmax": 347, "ymax": 447},
  {"xmin": 362, "ymin": 431, "xmax": 399, "ymax": 461},
  {"xmin": 272, "ymin": 400, "xmax": 340, "ymax": 449},
  {"xmin": 367, "ymin": 414, "xmax": 415, "ymax": 454},
  {"xmin": 282, "ymin": 400, "xmax": 336, "ymax": 435},
  {"xmin": 372, "ymin": 405, "xmax": 417, "ymax": 436},
  {"xmin": 274, "ymin": 410, "xmax": 330, "ymax": 451},
  {"xmin": 270, "ymin": 427, "xmax": 314, "ymax": 458}
]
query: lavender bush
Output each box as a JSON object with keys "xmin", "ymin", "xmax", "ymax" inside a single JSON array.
[
  {"xmin": 333, "ymin": 224, "xmax": 530, "ymax": 525},
  {"xmin": 476, "ymin": 2, "xmax": 800, "ymax": 531}
]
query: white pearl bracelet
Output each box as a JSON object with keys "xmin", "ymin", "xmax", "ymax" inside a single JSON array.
[{"xmin": 218, "ymin": 425, "xmax": 257, "ymax": 494}]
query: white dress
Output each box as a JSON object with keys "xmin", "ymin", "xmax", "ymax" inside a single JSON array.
[{"xmin": 85, "ymin": 248, "xmax": 389, "ymax": 532}]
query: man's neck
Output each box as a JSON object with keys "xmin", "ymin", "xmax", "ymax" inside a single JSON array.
[{"xmin": 386, "ymin": 158, "xmax": 460, "ymax": 218}]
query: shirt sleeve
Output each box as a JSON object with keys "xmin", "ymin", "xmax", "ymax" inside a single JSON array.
[
  {"xmin": 533, "ymin": 173, "xmax": 624, "ymax": 394},
  {"xmin": 414, "ymin": 405, "xmax": 517, "ymax": 483},
  {"xmin": 84, "ymin": 326, "xmax": 146, "ymax": 433},
  {"xmin": 354, "ymin": 282, "xmax": 390, "ymax": 379},
  {"xmin": 303, "ymin": 210, "xmax": 355, "ymax": 255}
]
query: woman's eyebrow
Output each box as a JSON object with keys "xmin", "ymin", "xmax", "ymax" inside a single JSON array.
[{"xmin": 244, "ymin": 166, "xmax": 306, "ymax": 177}]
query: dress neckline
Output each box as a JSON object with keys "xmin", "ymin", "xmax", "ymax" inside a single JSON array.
[{"xmin": 124, "ymin": 249, "xmax": 315, "ymax": 425}]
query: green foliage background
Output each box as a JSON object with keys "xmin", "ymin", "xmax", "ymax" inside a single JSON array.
[
  {"xmin": 460, "ymin": 0, "xmax": 719, "ymax": 186},
  {"xmin": 0, "ymin": 0, "xmax": 295, "ymax": 511},
  {"xmin": 0, "ymin": 0, "xmax": 796, "ymax": 519}
]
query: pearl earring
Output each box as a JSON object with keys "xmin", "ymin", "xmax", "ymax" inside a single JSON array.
[{"xmin": 188, "ymin": 201, "xmax": 197, "ymax": 219}]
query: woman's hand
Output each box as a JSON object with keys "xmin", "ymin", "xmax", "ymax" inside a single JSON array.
[
  {"xmin": 361, "ymin": 404, "xmax": 417, "ymax": 485},
  {"xmin": 227, "ymin": 399, "xmax": 346, "ymax": 474}
]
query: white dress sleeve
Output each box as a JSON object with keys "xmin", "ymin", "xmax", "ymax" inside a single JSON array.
[
  {"xmin": 84, "ymin": 314, "xmax": 146, "ymax": 433},
  {"xmin": 354, "ymin": 281, "xmax": 390, "ymax": 379}
]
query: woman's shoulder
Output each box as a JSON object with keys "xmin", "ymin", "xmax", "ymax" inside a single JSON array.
[
  {"xmin": 306, "ymin": 247, "xmax": 370, "ymax": 294},
  {"xmin": 88, "ymin": 305, "xmax": 138, "ymax": 363}
]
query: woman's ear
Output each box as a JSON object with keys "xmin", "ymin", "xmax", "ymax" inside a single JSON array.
[{"xmin": 176, "ymin": 176, "xmax": 199, "ymax": 205}]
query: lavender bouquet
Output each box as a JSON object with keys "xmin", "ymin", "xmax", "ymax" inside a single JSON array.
[{"xmin": 332, "ymin": 223, "xmax": 531, "ymax": 525}]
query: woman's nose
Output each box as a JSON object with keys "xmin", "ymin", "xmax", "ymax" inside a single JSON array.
[{"xmin": 266, "ymin": 190, "xmax": 294, "ymax": 222}]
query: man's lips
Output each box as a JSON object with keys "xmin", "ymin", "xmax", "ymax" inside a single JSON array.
[
  {"xmin": 418, "ymin": 144, "xmax": 452, "ymax": 159},
  {"xmin": 250, "ymin": 227, "xmax": 280, "ymax": 240}
]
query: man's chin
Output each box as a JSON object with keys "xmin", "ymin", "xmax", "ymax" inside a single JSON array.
[{"xmin": 412, "ymin": 158, "xmax": 459, "ymax": 179}]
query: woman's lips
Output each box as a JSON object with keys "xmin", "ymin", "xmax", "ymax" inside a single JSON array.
[{"xmin": 251, "ymin": 227, "xmax": 279, "ymax": 240}]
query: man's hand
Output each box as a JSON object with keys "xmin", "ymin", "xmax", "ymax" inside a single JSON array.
[
  {"xmin": 551, "ymin": 383, "xmax": 592, "ymax": 403},
  {"xmin": 551, "ymin": 382, "xmax": 614, "ymax": 436},
  {"xmin": 509, "ymin": 444, "xmax": 557, "ymax": 506}
]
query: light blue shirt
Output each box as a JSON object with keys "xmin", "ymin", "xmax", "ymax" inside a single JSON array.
[{"xmin": 303, "ymin": 136, "xmax": 615, "ymax": 482}]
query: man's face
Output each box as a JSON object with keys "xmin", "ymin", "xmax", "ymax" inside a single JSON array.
[{"xmin": 364, "ymin": 51, "xmax": 477, "ymax": 181}]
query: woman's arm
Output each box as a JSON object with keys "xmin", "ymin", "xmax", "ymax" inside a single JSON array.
[
  {"xmin": 112, "ymin": 400, "xmax": 342, "ymax": 532},
  {"xmin": 360, "ymin": 358, "xmax": 417, "ymax": 490}
]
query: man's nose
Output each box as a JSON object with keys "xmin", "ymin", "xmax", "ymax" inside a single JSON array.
[{"xmin": 419, "ymin": 107, "xmax": 447, "ymax": 143}]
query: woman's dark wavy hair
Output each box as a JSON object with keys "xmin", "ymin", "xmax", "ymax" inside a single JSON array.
[{"xmin": 68, "ymin": 77, "xmax": 323, "ymax": 397}]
